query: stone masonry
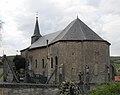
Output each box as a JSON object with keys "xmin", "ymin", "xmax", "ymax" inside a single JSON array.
[{"xmin": 0, "ymin": 83, "xmax": 59, "ymax": 95}]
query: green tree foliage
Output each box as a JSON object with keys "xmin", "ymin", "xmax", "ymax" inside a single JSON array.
[
  {"xmin": 13, "ymin": 55, "xmax": 26, "ymax": 71},
  {"xmin": 89, "ymin": 82, "xmax": 120, "ymax": 95},
  {"xmin": 56, "ymin": 81, "xmax": 82, "ymax": 95}
]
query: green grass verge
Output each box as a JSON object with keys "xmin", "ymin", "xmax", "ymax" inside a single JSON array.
[{"xmin": 89, "ymin": 82, "xmax": 120, "ymax": 95}]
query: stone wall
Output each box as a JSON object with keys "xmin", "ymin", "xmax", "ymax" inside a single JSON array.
[
  {"xmin": 28, "ymin": 47, "xmax": 48, "ymax": 75},
  {"xmin": 49, "ymin": 41, "xmax": 110, "ymax": 83},
  {"xmin": 0, "ymin": 83, "xmax": 59, "ymax": 95},
  {"xmin": 22, "ymin": 41, "xmax": 111, "ymax": 84}
]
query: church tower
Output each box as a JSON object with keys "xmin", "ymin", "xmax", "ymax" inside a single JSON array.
[{"xmin": 31, "ymin": 16, "xmax": 42, "ymax": 44}]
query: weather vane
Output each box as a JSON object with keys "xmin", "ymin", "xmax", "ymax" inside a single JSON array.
[
  {"xmin": 77, "ymin": 15, "xmax": 79, "ymax": 19},
  {"xmin": 36, "ymin": 12, "xmax": 38, "ymax": 17}
]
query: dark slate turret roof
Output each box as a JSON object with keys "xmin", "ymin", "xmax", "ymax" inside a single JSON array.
[
  {"xmin": 29, "ymin": 17, "xmax": 109, "ymax": 50},
  {"xmin": 32, "ymin": 17, "xmax": 42, "ymax": 37}
]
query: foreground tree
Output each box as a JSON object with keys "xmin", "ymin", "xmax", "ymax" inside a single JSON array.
[
  {"xmin": 89, "ymin": 82, "xmax": 120, "ymax": 95},
  {"xmin": 13, "ymin": 55, "xmax": 27, "ymax": 82},
  {"xmin": 13, "ymin": 55, "xmax": 26, "ymax": 71},
  {"xmin": 56, "ymin": 81, "xmax": 82, "ymax": 95}
]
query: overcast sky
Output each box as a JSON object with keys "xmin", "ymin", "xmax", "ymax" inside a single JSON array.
[{"xmin": 0, "ymin": 0, "xmax": 120, "ymax": 56}]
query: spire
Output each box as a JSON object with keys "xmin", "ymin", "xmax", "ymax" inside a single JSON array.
[
  {"xmin": 33, "ymin": 16, "xmax": 41, "ymax": 36},
  {"xmin": 31, "ymin": 16, "xmax": 42, "ymax": 44}
]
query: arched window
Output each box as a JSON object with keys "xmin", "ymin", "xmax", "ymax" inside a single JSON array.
[
  {"xmin": 35, "ymin": 59, "xmax": 37, "ymax": 68},
  {"xmin": 55, "ymin": 56, "xmax": 58, "ymax": 66},
  {"xmin": 51, "ymin": 58, "xmax": 53, "ymax": 68},
  {"xmin": 42, "ymin": 59, "xmax": 44, "ymax": 68},
  {"xmin": 55, "ymin": 56, "xmax": 58, "ymax": 83}
]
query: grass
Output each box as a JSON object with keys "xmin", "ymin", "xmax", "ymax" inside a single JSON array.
[
  {"xmin": 110, "ymin": 56, "xmax": 120, "ymax": 61},
  {"xmin": 89, "ymin": 82, "xmax": 120, "ymax": 95},
  {"xmin": 110, "ymin": 56, "xmax": 120, "ymax": 75},
  {"xmin": 0, "ymin": 55, "xmax": 16, "ymax": 62},
  {"xmin": 114, "ymin": 64, "xmax": 120, "ymax": 68}
]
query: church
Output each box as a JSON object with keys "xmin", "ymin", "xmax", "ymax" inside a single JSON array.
[{"xmin": 21, "ymin": 16, "xmax": 112, "ymax": 84}]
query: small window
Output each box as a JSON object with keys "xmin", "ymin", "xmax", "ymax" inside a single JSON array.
[
  {"xmin": 51, "ymin": 58, "xmax": 53, "ymax": 68},
  {"xmin": 35, "ymin": 59, "xmax": 37, "ymax": 68},
  {"xmin": 42, "ymin": 59, "xmax": 44, "ymax": 68},
  {"xmin": 55, "ymin": 56, "xmax": 58, "ymax": 66}
]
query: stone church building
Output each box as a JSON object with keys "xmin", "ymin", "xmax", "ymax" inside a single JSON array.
[{"xmin": 21, "ymin": 16, "xmax": 112, "ymax": 84}]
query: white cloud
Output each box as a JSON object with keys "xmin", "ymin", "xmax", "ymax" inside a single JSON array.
[
  {"xmin": 0, "ymin": 0, "xmax": 120, "ymax": 56},
  {"xmin": 99, "ymin": 0, "xmax": 120, "ymax": 14},
  {"xmin": 100, "ymin": 14, "xmax": 120, "ymax": 55}
]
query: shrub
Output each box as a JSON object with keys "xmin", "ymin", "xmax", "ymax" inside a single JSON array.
[
  {"xmin": 89, "ymin": 82, "xmax": 120, "ymax": 95},
  {"xmin": 13, "ymin": 55, "xmax": 26, "ymax": 71}
]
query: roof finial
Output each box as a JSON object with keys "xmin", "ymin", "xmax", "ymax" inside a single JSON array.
[
  {"xmin": 77, "ymin": 15, "xmax": 79, "ymax": 19},
  {"xmin": 36, "ymin": 12, "xmax": 38, "ymax": 20}
]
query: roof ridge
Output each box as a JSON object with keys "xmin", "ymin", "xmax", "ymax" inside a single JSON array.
[
  {"xmin": 51, "ymin": 19, "xmax": 77, "ymax": 42},
  {"xmin": 80, "ymin": 20, "xmax": 103, "ymax": 40},
  {"xmin": 61, "ymin": 18, "xmax": 87, "ymax": 40},
  {"xmin": 42, "ymin": 31, "xmax": 61, "ymax": 37},
  {"xmin": 77, "ymin": 19, "xmax": 87, "ymax": 40},
  {"xmin": 45, "ymin": 31, "xmax": 62, "ymax": 44},
  {"xmin": 61, "ymin": 19, "xmax": 77, "ymax": 40}
]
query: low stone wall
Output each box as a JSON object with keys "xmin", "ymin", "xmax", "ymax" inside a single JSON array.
[{"xmin": 0, "ymin": 83, "xmax": 59, "ymax": 95}]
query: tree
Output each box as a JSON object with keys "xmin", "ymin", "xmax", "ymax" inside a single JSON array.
[
  {"xmin": 89, "ymin": 82, "xmax": 120, "ymax": 95},
  {"xmin": 13, "ymin": 55, "xmax": 26, "ymax": 71}
]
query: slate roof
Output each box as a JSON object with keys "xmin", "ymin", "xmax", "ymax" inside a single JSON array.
[
  {"xmin": 28, "ymin": 17, "xmax": 110, "ymax": 50},
  {"xmin": 30, "ymin": 31, "xmax": 62, "ymax": 49},
  {"xmin": 32, "ymin": 17, "xmax": 42, "ymax": 37}
]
